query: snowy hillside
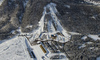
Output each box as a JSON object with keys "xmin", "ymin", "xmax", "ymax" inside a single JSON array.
[
  {"xmin": 0, "ymin": 0, "xmax": 100, "ymax": 60},
  {"xmin": 0, "ymin": 3, "xmax": 70, "ymax": 60}
]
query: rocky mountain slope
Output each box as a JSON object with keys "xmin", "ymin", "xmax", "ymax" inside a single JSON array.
[
  {"xmin": 0, "ymin": 0, "xmax": 100, "ymax": 39},
  {"xmin": 0, "ymin": 0, "xmax": 28, "ymax": 39}
]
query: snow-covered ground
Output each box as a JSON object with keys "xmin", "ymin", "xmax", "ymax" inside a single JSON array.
[
  {"xmin": 29, "ymin": 3, "xmax": 70, "ymax": 60},
  {"xmin": 31, "ymin": 44, "xmax": 49, "ymax": 60},
  {"xmin": 1, "ymin": 2, "xmax": 100, "ymax": 60},
  {"xmin": 0, "ymin": 36, "xmax": 33, "ymax": 60},
  {"xmin": 30, "ymin": 3, "xmax": 71, "ymax": 43},
  {"xmin": 84, "ymin": 0, "xmax": 100, "ymax": 5},
  {"xmin": 88, "ymin": 35, "xmax": 100, "ymax": 41},
  {"xmin": 0, "ymin": 2, "xmax": 71, "ymax": 60}
]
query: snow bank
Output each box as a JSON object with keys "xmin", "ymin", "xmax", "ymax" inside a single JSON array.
[
  {"xmin": 0, "ymin": 2, "xmax": 71, "ymax": 60},
  {"xmin": 81, "ymin": 36, "xmax": 87, "ymax": 40},
  {"xmin": 69, "ymin": 32, "xmax": 81, "ymax": 35},
  {"xmin": 88, "ymin": 35, "xmax": 100, "ymax": 41}
]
